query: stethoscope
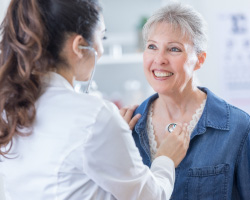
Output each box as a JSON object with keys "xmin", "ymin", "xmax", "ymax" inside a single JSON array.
[{"xmin": 77, "ymin": 46, "xmax": 98, "ymax": 94}]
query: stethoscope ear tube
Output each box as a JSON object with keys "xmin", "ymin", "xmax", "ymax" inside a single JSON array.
[{"xmin": 78, "ymin": 46, "xmax": 98, "ymax": 94}]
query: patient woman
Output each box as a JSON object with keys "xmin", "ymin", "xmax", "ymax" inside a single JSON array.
[{"xmin": 131, "ymin": 2, "xmax": 250, "ymax": 199}]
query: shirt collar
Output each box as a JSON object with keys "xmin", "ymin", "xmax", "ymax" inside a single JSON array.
[
  {"xmin": 135, "ymin": 87, "xmax": 230, "ymax": 135},
  {"xmin": 43, "ymin": 72, "xmax": 75, "ymax": 92},
  {"xmin": 196, "ymin": 87, "xmax": 230, "ymax": 132},
  {"xmin": 135, "ymin": 93, "xmax": 158, "ymax": 133}
]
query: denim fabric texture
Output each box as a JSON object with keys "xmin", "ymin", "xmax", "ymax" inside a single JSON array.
[{"xmin": 132, "ymin": 87, "xmax": 250, "ymax": 200}]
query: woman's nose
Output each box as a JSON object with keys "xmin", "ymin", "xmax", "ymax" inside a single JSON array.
[{"xmin": 154, "ymin": 50, "xmax": 168, "ymax": 65}]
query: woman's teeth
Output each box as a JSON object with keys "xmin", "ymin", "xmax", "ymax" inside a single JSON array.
[{"xmin": 154, "ymin": 71, "xmax": 173, "ymax": 77}]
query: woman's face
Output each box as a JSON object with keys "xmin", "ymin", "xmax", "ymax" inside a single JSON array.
[{"xmin": 143, "ymin": 22, "xmax": 200, "ymax": 95}]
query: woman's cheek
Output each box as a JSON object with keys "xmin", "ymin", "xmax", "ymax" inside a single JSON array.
[
  {"xmin": 143, "ymin": 53, "xmax": 153, "ymax": 70},
  {"xmin": 97, "ymin": 43, "xmax": 104, "ymax": 58}
]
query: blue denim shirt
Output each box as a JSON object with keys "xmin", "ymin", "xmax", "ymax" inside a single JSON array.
[{"xmin": 132, "ymin": 87, "xmax": 250, "ymax": 200}]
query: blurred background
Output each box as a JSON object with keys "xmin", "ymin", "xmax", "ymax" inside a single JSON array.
[
  {"xmin": 95, "ymin": 0, "xmax": 250, "ymax": 113},
  {"xmin": 0, "ymin": 0, "xmax": 250, "ymax": 199}
]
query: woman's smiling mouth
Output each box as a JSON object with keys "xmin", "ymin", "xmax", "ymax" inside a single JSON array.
[{"xmin": 153, "ymin": 70, "xmax": 174, "ymax": 78}]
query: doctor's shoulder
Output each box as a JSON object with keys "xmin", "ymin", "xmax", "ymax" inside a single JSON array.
[{"xmin": 70, "ymin": 92, "xmax": 120, "ymax": 117}]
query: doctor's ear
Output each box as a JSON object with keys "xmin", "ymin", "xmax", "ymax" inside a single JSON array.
[
  {"xmin": 194, "ymin": 51, "xmax": 206, "ymax": 71},
  {"xmin": 72, "ymin": 35, "xmax": 88, "ymax": 58}
]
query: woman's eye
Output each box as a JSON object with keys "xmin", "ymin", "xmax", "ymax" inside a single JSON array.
[
  {"xmin": 147, "ymin": 44, "xmax": 156, "ymax": 50},
  {"xmin": 169, "ymin": 47, "xmax": 181, "ymax": 52}
]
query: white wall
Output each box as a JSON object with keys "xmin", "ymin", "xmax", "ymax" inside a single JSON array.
[
  {"xmin": 0, "ymin": 1, "xmax": 9, "ymax": 20},
  {"xmin": 189, "ymin": 0, "xmax": 250, "ymax": 92},
  {"xmin": 181, "ymin": 0, "xmax": 250, "ymax": 113}
]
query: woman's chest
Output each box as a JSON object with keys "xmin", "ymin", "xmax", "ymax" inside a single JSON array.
[{"xmin": 169, "ymin": 131, "xmax": 239, "ymax": 200}]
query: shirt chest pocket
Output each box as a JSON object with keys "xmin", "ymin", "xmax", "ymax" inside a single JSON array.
[{"xmin": 185, "ymin": 164, "xmax": 229, "ymax": 200}]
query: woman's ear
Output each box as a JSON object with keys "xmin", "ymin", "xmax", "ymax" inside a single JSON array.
[
  {"xmin": 72, "ymin": 35, "xmax": 88, "ymax": 58},
  {"xmin": 194, "ymin": 52, "xmax": 206, "ymax": 71}
]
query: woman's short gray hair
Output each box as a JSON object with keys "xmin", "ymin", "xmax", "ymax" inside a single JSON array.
[{"xmin": 143, "ymin": 2, "xmax": 208, "ymax": 54}]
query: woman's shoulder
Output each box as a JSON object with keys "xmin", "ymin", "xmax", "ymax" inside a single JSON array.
[
  {"xmin": 228, "ymin": 104, "xmax": 250, "ymax": 122},
  {"xmin": 203, "ymin": 87, "xmax": 250, "ymax": 117},
  {"xmin": 202, "ymin": 87, "xmax": 250, "ymax": 129}
]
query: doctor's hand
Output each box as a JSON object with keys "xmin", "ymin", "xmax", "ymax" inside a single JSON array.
[
  {"xmin": 119, "ymin": 105, "xmax": 141, "ymax": 130},
  {"xmin": 155, "ymin": 123, "xmax": 190, "ymax": 167}
]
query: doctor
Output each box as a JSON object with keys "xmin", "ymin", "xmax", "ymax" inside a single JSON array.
[{"xmin": 0, "ymin": 0, "xmax": 189, "ymax": 199}]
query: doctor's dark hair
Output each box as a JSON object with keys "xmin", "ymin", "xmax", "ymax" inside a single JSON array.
[{"xmin": 0, "ymin": 0, "xmax": 101, "ymax": 156}]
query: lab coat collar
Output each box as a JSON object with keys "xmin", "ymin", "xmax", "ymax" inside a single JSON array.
[{"xmin": 43, "ymin": 72, "xmax": 75, "ymax": 92}]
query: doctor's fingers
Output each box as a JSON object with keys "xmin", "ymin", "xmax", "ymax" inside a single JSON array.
[
  {"xmin": 119, "ymin": 105, "xmax": 138, "ymax": 122},
  {"xmin": 119, "ymin": 107, "xmax": 128, "ymax": 116},
  {"xmin": 128, "ymin": 114, "xmax": 141, "ymax": 130},
  {"xmin": 170, "ymin": 123, "xmax": 182, "ymax": 136}
]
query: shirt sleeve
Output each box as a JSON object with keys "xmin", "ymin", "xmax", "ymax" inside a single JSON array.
[
  {"xmin": 236, "ymin": 128, "xmax": 250, "ymax": 199},
  {"xmin": 82, "ymin": 102, "xmax": 175, "ymax": 200}
]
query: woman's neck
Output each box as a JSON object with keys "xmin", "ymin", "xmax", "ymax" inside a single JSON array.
[
  {"xmin": 57, "ymin": 67, "xmax": 74, "ymax": 86},
  {"xmin": 154, "ymin": 85, "xmax": 206, "ymax": 123}
]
